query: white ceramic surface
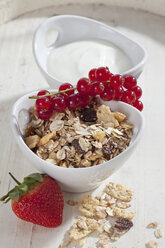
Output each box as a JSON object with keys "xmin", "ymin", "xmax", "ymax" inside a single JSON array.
[
  {"xmin": 11, "ymin": 91, "xmax": 144, "ymax": 192},
  {"xmin": 33, "ymin": 15, "xmax": 147, "ymax": 89}
]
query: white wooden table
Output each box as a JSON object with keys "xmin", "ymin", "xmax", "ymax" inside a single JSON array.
[{"xmin": 0, "ymin": 3, "xmax": 165, "ymax": 248}]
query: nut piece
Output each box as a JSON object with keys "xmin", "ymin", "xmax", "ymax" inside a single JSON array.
[
  {"xmin": 147, "ymin": 222, "xmax": 158, "ymax": 229},
  {"xmin": 39, "ymin": 131, "xmax": 56, "ymax": 146},
  {"xmin": 113, "ymin": 112, "xmax": 126, "ymax": 122},
  {"xmin": 145, "ymin": 240, "xmax": 158, "ymax": 248},
  {"xmin": 154, "ymin": 228, "xmax": 163, "ymax": 239},
  {"xmin": 25, "ymin": 135, "xmax": 40, "ymax": 149}
]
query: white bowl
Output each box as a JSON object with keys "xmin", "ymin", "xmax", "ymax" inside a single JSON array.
[
  {"xmin": 11, "ymin": 90, "xmax": 145, "ymax": 192},
  {"xmin": 33, "ymin": 15, "xmax": 147, "ymax": 89}
]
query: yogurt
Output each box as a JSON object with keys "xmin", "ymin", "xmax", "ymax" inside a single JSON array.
[{"xmin": 47, "ymin": 39, "xmax": 132, "ymax": 84}]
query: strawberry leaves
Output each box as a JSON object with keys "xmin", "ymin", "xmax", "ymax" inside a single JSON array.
[{"xmin": 0, "ymin": 173, "xmax": 44, "ymax": 203}]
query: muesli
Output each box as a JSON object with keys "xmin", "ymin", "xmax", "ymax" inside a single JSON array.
[{"xmin": 24, "ymin": 98, "xmax": 133, "ymax": 168}]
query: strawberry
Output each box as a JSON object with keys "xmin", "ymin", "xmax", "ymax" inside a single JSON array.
[{"xmin": 0, "ymin": 172, "xmax": 64, "ymax": 228}]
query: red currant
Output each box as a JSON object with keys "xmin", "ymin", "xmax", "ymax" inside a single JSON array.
[
  {"xmin": 114, "ymin": 86, "xmax": 124, "ymax": 100},
  {"xmin": 100, "ymin": 85, "xmax": 115, "ymax": 101},
  {"xmin": 51, "ymin": 96, "xmax": 66, "ymax": 112},
  {"xmin": 66, "ymin": 94, "xmax": 80, "ymax": 110},
  {"xmin": 78, "ymin": 94, "xmax": 90, "ymax": 108},
  {"xmin": 96, "ymin": 67, "xmax": 110, "ymax": 81},
  {"xmin": 121, "ymin": 93, "xmax": 132, "ymax": 104},
  {"xmin": 77, "ymin": 77, "xmax": 91, "ymax": 95},
  {"xmin": 88, "ymin": 68, "xmax": 97, "ymax": 82},
  {"xmin": 36, "ymin": 108, "xmax": 53, "ymax": 120},
  {"xmin": 132, "ymin": 85, "xmax": 142, "ymax": 99},
  {"xmin": 36, "ymin": 97, "xmax": 50, "ymax": 110},
  {"xmin": 133, "ymin": 100, "xmax": 143, "ymax": 111},
  {"xmin": 59, "ymin": 83, "xmax": 74, "ymax": 97},
  {"xmin": 90, "ymin": 82, "xmax": 104, "ymax": 96},
  {"xmin": 37, "ymin": 90, "xmax": 51, "ymax": 100},
  {"xmin": 123, "ymin": 75, "xmax": 137, "ymax": 89},
  {"xmin": 110, "ymin": 74, "xmax": 123, "ymax": 89},
  {"xmin": 125, "ymin": 90, "xmax": 136, "ymax": 103}
]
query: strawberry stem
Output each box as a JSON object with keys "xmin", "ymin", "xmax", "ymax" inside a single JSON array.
[
  {"xmin": 29, "ymin": 87, "xmax": 77, "ymax": 99},
  {"xmin": 9, "ymin": 172, "xmax": 21, "ymax": 185}
]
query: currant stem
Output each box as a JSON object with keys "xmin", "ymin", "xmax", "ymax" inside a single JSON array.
[
  {"xmin": 9, "ymin": 172, "xmax": 21, "ymax": 185},
  {"xmin": 29, "ymin": 87, "xmax": 77, "ymax": 99}
]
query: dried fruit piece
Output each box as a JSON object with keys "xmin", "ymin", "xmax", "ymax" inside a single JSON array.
[
  {"xmin": 71, "ymin": 139, "xmax": 85, "ymax": 154},
  {"xmin": 80, "ymin": 108, "xmax": 97, "ymax": 122},
  {"xmin": 102, "ymin": 141, "xmax": 117, "ymax": 160},
  {"xmin": 114, "ymin": 218, "xmax": 133, "ymax": 231},
  {"xmin": 113, "ymin": 112, "xmax": 126, "ymax": 122}
]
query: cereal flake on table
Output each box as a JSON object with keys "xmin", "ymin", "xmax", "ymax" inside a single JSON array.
[
  {"xmin": 59, "ymin": 181, "xmax": 135, "ymax": 248},
  {"xmin": 24, "ymin": 99, "xmax": 133, "ymax": 168}
]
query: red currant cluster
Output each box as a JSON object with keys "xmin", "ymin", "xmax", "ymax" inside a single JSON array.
[{"xmin": 33, "ymin": 67, "xmax": 143, "ymax": 120}]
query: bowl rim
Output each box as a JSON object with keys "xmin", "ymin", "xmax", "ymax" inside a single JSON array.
[
  {"xmin": 33, "ymin": 14, "xmax": 147, "ymax": 85},
  {"xmin": 11, "ymin": 90, "xmax": 145, "ymax": 172}
]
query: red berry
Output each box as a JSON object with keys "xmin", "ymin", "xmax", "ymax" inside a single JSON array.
[
  {"xmin": 36, "ymin": 97, "xmax": 50, "ymax": 110},
  {"xmin": 90, "ymin": 81, "xmax": 104, "ymax": 96},
  {"xmin": 133, "ymin": 100, "xmax": 143, "ymax": 111},
  {"xmin": 77, "ymin": 77, "xmax": 91, "ymax": 95},
  {"xmin": 114, "ymin": 86, "xmax": 124, "ymax": 100},
  {"xmin": 1, "ymin": 173, "xmax": 64, "ymax": 228},
  {"xmin": 125, "ymin": 90, "xmax": 136, "ymax": 103},
  {"xmin": 78, "ymin": 94, "xmax": 90, "ymax": 108},
  {"xmin": 51, "ymin": 96, "xmax": 66, "ymax": 112},
  {"xmin": 36, "ymin": 108, "xmax": 53, "ymax": 120},
  {"xmin": 123, "ymin": 75, "xmax": 137, "ymax": 89},
  {"xmin": 100, "ymin": 85, "xmax": 115, "ymax": 101},
  {"xmin": 88, "ymin": 68, "xmax": 97, "ymax": 82},
  {"xmin": 121, "ymin": 93, "xmax": 132, "ymax": 104},
  {"xmin": 66, "ymin": 94, "xmax": 80, "ymax": 110},
  {"xmin": 59, "ymin": 83, "xmax": 74, "ymax": 97},
  {"xmin": 37, "ymin": 90, "xmax": 51, "ymax": 100},
  {"xmin": 96, "ymin": 67, "xmax": 110, "ymax": 81},
  {"xmin": 111, "ymin": 74, "xmax": 123, "ymax": 89},
  {"xmin": 132, "ymin": 85, "xmax": 142, "ymax": 99}
]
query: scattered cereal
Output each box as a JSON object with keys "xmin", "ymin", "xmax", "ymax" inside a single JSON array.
[
  {"xmin": 60, "ymin": 182, "xmax": 135, "ymax": 247},
  {"xmin": 147, "ymin": 222, "xmax": 158, "ymax": 229},
  {"xmin": 145, "ymin": 240, "xmax": 158, "ymax": 248},
  {"xmin": 154, "ymin": 228, "xmax": 163, "ymax": 239}
]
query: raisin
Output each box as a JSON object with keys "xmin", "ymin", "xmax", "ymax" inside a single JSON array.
[
  {"xmin": 80, "ymin": 108, "xmax": 97, "ymax": 122},
  {"xmin": 71, "ymin": 139, "xmax": 85, "ymax": 154},
  {"xmin": 114, "ymin": 218, "xmax": 133, "ymax": 231},
  {"xmin": 102, "ymin": 141, "xmax": 117, "ymax": 160}
]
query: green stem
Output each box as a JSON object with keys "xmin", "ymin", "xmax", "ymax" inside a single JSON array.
[
  {"xmin": 9, "ymin": 172, "xmax": 21, "ymax": 185},
  {"xmin": 29, "ymin": 87, "xmax": 77, "ymax": 99}
]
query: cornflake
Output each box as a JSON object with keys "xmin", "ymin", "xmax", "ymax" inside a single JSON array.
[{"xmin": 24, "ymin": 99, "xmax": 133, "ymax": 168}]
